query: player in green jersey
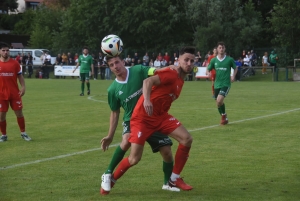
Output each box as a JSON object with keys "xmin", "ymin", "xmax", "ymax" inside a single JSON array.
[
  {"xmin": 207, "ymin": 42, "xmax": 237, "ymax": 125},
  {"xmin": 73, "ymin": 47, "xmax": 94, "ymax": 96},
  {"xmin": 100, "ymin": 56, "xmax": 179, "ymax": 194}
]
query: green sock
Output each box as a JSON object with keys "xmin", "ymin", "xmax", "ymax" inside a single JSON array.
[
  {"xmin": 87, "ymin": 82, "xmax": 90, "ymax": 90},
  {"xmin": 105, "ymin": 146, "xmax": 126, "ymax": 174},
  {"xmin": 163, "ymin": 161, "xmax": 173, "ymax": 184},
  {"xmin": 218, "ymin": 103, "xmax": 226, "ymax": 115},
  {"xmin": 81, "ymin": 83, "xmax": 84, "ymax": 93},
  {"xmin": 220, "ymin": 103, "xmax": 225, "ymax": 114}
]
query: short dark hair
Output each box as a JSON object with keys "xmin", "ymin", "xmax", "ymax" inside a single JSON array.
[
  {"xmin": 217, "ymin": 41, "xmax": 225, "ymax": 47},
  {"xmin": 0, "ymin": 42, "xmax": 9, "ymax": 49},
  {"xmin": 83, "ymin": 46, "xmax": 89, "ymax": 50},
  {"xmin": 106, "ymin": 55, "xmax": 123, "ymax": 64},
  {"xmin": 179, "ymin": 46, "xmax": 196, "ymax": 55}
]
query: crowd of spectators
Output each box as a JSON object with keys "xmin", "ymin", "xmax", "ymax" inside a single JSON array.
[{"xmin": 15, "ymin": 48, "xmax": 275, "ymax": 81}]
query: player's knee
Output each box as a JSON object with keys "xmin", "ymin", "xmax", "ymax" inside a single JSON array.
[
  {"xmin": 185, "ymin": 135, "xmax": 193, "ymax": 146},
  {"xmin": 159, "ymin": 146, "xmax": 173, "ymax": 163},
  {"xmin": 120, "ymin": 139, "xmax": 130, "ymax": 151},
  {"xmin": 128, "ymin": 155, "xmax": 141, "ymax": 166}
]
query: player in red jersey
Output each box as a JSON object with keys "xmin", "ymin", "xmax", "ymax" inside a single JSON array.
[
  {"xmin": 104, "ymin": 47, "xmax": 195, "ymax": 194},
  {"xmin": 0, "ymin": 42, "xmax": 31, "ymax": 142},
  {"xmin": 207, "ymin": 47, "xmax": 217, "ymax": 97}
]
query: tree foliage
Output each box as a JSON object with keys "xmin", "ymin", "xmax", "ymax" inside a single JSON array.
[{"xmin": 11, "ymin": 0, "xmax": 300, "ymax": 61}]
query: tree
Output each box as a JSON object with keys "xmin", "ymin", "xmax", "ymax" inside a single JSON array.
[
  {"xmin": 0, "ymin": 0, "xmax": 18, "ymax": 13},
  {"xmin": 267, "ymin": 0, "xmax": 300, "ymax": 50}
]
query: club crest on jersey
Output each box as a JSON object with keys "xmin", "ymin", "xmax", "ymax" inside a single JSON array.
[{"xmin": 137, "ymin": 131, "xmax": 142, "ymax": 138}]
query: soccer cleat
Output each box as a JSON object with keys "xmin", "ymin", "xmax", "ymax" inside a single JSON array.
[
  {"xmin": 162, "ymin": 184, "xmax": 180, "ymax": 192},
  {"xmin": 100, "ymin": 174, "xmax": 116, "ymax": 195},
  {"xmin": 0, "ymin": 135, "xmax": 7, "ymax": 142},
  {"xmin": 87, "ymin": 90, "xmax": 90, "ymax": 95},
  {"xmin": 21, "ymin": 133, "xmax": 32, "ymax": 141},
  {"xmin": 168, "ymin": 178, "xmax": 193, "ymax": 191},
  {"xmin": 80, "ymin": 93, "xmax": 84, "ymax": 96},
  {"xmin": 220, "ymin": 114, "xmax": 228, "ymax": 125}
]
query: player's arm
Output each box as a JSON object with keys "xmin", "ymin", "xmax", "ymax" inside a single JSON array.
[
  {"xmin": 206, "ymin": 61, "xmax": 213, "ymax": 76},
  {"xmin": 100, "ymin": 109, "xmax": 120, "ymax": 151},
  {"xmin": 143, "ymin": 75, "xmax": 161, "ymax": 116},
  {"xmin": 231, "ymin": 60, "xmax": 237, "ymax": 82},
  {"xmin": 17, "ymin": 74, "xmax": 26, "ymax": 97},
  {"xmin": 73, "ymin": 58, "xmax": 80, "ymax": 73},
  {"xmin": 90, "ymin": 58, "xmax": 94, "ymax": 75}
]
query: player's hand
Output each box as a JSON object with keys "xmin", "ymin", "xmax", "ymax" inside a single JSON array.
[
  {"xmin": 100, "ymin": 136, "xmax": 113, "ymax": 152},
  {"xmin": 231, "ymin": 76, "xmax": 235, "ymax": 83},
  {"xmin": 143, "ymin": 99, "xmax": 153, "ymax": 116},
  {"xmin": 19, "ymin": 88, "xmax": 25, "ymax": 97},
  {"xmin": 72, "ymin": 70, "xmax": 75, "ymax": 73}
]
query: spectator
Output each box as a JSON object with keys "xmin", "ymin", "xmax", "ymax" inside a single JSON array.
[
  {"xmin": 262, "ymin": 52, "xmax": 268, "ymax": 74},
  {"xmin": 149, "ymin": 59, "xmax": 154, "ymax": 67},
  {"xmin": 196, "ymin": 51, "xmax": 202, "ymax": 63},
  {"xmin": 27, "ymin": 53, "xmax": 33, "ymax": 78},
  {"xmin": 74, "ymin": 53, "xmax": 79, "ymax": 61},
  {"xmin": 250, "ymin": 50, "xmax": 257, "ymax": 66},
  {"xmin": 92, "ymin": 53, "xmax": 98, "ymax": 80},
  {"xmin": 241, "ymin": 50, "xmax": 247, "ymax": 59},
  {"xmin": 104, "ymin": 56, "xmax": 111, "ymax": 80},
  {"xmin": 205, "ymin": 50, "xmax": 211, "ymax": 60},
  {"xmin": 61, "ymin": 53, "xmax": 68, "ymax": 65},
  {"xmin": 194, "ymin": 58, "xmax": 201, "ymax": 67},
  {"xmin": 125, "ymin": 54, "xmax": 131, "ymax": 64},
  {"xmin": 142, "ymin": 52, "xmax": 149, "ymax": 66},
  {"xmin": 235, "ymin": 57, "xmax": 243, "ymax": 81},
  {"xmin": 163, "ymin": 52, "xmax": 170, "ymax": 63},
  {"xmin": 171, "ymin": 52, "xmax": 177, "ymax": 64},
  {"xmin": 154, "ymin": 58, "xmax": 162, "ymax": 68},
  {"xmin": 21, "ymin": 53, "xmax": 27, "ymax": 75},
  {"xmin": 134, "ymin": 53, "xmax": 139, "ymax": 65},
  {"xmin": 157, "ymin": 52, "xmax": 163, "ymax": 61},
  {"xmin": 15, "ymin": 53, "xmax": 21, "ymax": 64},
  {"xmin": 174, "ymin": 57, "xmax": 179, "ymax": 66}
]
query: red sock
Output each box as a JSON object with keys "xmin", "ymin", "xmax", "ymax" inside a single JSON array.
[
  {"xmin": 17, "ymin": 117, "xmax": 25, "ymax": 132},
  {"xmin": 0, "ymin": 120, "xmax": 7, "ymax": 135},
  {"xmin": 173, "ymin": 144, "xmax": 191, "ymax": 174},
  {"xmin": 212, "ymin": 85, "xmax": 214, "ymax": 95},
  {"xmin": 112, "ymin": 157, "xmax": 132, "ymax": 180}
]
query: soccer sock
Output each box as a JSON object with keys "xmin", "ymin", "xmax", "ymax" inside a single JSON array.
[
  {"xmin": 81, "ymin": 83, "xmax": 84, "ymax": 93},
  {"xmin": 17, "ymin": 117, "xmax": 25, "ymax": 132},
  {"xmin": 105, "ymin": 146, "xmax": 126, "ymax": 174},
  {"xmin": 220, "ymin": 103, "xmax": 226, "ymax": 114},
  {"xmin": 218, "ymin": 106, "xmax": 222, "ymax": 115},
  {"xmin": 172, "ymin": 144, "xmax": 191, "ymax": 175},
  {"xmin": 112, "ymin": 157, "xmax": 132, "ymax": 180},
  {"xmin": 87, "ymin": 82, "xmax": 90, "ymax": 90},
  {"xmin": 0, "ymin": 120, "xmax": 7, "ymax": 135},
  {"xmin": 163, "ymin": 161, "xmax": 173, "ymax": 184}
]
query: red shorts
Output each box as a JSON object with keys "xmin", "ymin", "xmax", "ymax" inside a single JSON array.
[
  {"xmin": 210, "ymin": 69, "xmax": 216, "ymax": 81},
  {"xmin": 0, "ymin": 98, "xmax": 23, "ymax": 112},
  {"xmin": 129, "ymin": 114, "xmax": 181, "ymax": 146}
]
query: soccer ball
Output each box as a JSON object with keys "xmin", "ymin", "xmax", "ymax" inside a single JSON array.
[{"xmin": 101, "ymin": 34, "xmax": 123, "ymax": 57}]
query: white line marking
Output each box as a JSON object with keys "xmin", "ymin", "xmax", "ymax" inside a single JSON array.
[
  {"xmin": 188, "ymin": 108, "xmax": 300, "ymax": 132},
  {"xmin": 1, "ymin": 108, "xmax": 299, "ymax": 170},
  {"xmin": 0, "ymin": 144, "xmax": 119, "ymax": 170},
  {"xmin": 87, "ymin": 95, "xmax": 106, "ymax": 103}
]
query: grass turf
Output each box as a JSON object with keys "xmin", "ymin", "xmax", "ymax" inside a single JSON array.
[{"xmin": 0, "ymin": 73, "xmax": 299, "ymax": 201}]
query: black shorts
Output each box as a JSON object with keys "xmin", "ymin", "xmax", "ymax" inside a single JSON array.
[{"xmin": 122, "ymin": 121, "xmax": 173, "ymax": 153}]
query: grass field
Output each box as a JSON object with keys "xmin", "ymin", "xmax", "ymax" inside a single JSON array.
[{"xmin": 1, "ymin": 74, "xmax": 300, "ymax": 201}]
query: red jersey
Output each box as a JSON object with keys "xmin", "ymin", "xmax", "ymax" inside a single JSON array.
[
  {"xmin": 132, "ymin": 67, "xmax": 184, "ymax": 120},
  {"xmin": 0, "ymin": 58, "xmax": 22, "ymax": 100}
]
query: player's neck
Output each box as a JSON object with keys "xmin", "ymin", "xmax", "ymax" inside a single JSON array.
[
  {"xmin": 217, "ymin": 54, "xmax": 225, "ymax": 60},
  {"xmin": 0, "ymin": 56, "xmax": 9, "ymax": 62}
]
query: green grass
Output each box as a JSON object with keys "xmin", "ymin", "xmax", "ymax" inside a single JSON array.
[{"xmin": 1, "ymin": 76, "xmax": 300, "ymax": 201}]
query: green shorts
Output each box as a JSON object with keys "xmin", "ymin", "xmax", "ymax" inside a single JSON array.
[
  {"xmin": 214, "ymin": 86, "xmax": 230, "ymax": 99},
  {"xmin": 80, "ymin": 72, "xmax": 90, "ymax": 81},
  {"xmin": 122, "ymin": 121, "xmax": 173, "ymax": 153}
]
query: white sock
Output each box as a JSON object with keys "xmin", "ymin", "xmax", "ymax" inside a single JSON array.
[{"xmin": 170, "ymin": 173, "xmax": 180, "ymax": 181}]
